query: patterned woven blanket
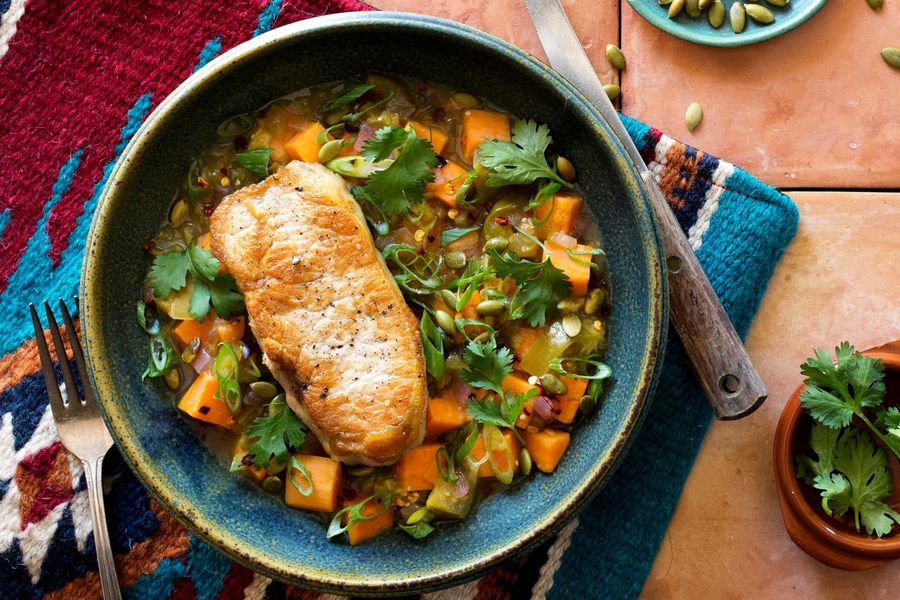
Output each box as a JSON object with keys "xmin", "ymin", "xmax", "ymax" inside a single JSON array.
[{"xmin": 0, "ymin": 1, "xmax": 799, "ymax": 598}]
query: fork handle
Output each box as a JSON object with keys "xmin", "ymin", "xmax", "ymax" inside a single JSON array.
[{"xmin": 82, "ymin": 456, "xmax": 122, "ymax": 600}]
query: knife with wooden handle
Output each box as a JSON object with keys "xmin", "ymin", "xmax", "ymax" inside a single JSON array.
[{"xmin": 522, "ymin": 0, "xmax": 766, "ymax": 419}]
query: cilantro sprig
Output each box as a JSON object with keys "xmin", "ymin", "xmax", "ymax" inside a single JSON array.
[
  {"xmin": 478, "ymin": 120, "xmax": 574, "ymax": 189},
  {"xmin": 147, "ymin": 243, "xmax": 244, "ymax": 322},
  {"xmin": 359, "ymin": 125, "xmax": 438, "ymax": 219},
  {"xmin": 488, "ymin": 249, "xmax": 571, "ymax": 327},
  {"xmin": 459, "ymin": 338, "xmax": 513, "ymax": 396},
  {"xmin": 467, "ymin": 388, "xmax": 537, "ymax": 431},
  {"xmin": 245, "ymin": 394, "xmax": 308, "ymax": 470}
]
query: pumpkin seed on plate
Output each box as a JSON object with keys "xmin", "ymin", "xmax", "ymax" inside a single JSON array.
[
  {"xmin": 604, "ymin": 84, "xmax": 621, "ymax": 101},
  {"xmin": 659, "ymin": 0, "xmax": 673, "ymax": 4},
  {"xmin": 169, "ymin": 199, "xmax": 188, "ymax": 224},
  {"xmin": 556, "ymin": 156, "xmax": 577, "ymax": 182},
  {"xmin": 250, "ymin": 380, "xmax": 278, "ymax": 399},
  {"xmin": 685, "ymin": 0, "xmax": 701, "ymax": 17},
  {"xmin": 562, "ymin": 314, "xmax": 583, "ymax": 337},
  {"xmin": 475, "ymin": 300, "xmax": 505, "ymax": 317},
  {"xmin": 668, "ymin": 0, "xmax": 685, "ymax": 17},
  {"xmin": 685, "ymin": 102, "xmax": 703, "ymax": 132},
  {"xmin": 584, "ymin": 288, "xmax": 605, "ymax": 315},
  {"xmin": 440, "ymin": 289, "xmax": 459, "ymax": 309},
  {"xmin": 451, "ymin": 92, "xmax": 479, "ymax": 108},
  {"xmin": 317, "ymin": 138, "xmax": 343, "ymax": 163},
  {"xmin": 262, "ymin": 476, "xmax": 283, "ymax": 494},
  {"xmin": 698, "ymin": 0, "xmax": 713, "ymax": 8},
  {"xmin": 445, "ymin": 251, "xmax": 467, "ymax": 270},
  {"xmin": 435, "ymin": 310, "xmax": 457, "ymax": 335},
  {"xmin": 579, "ymin": 394, "xmax": 597, "ymax": 416},
  {"xmin": 163, "ymin": 368, "xmax": 181, "ymax": 390},
  {"xmin": 766, "ymin": 0, "xmax": 790, "ymax": 5},
  {"xmin": 745, "ymin": 4, "xmax": 774, "ymax": 23},
  {"xmin": 605, "ymin": 44, "xmax": 626, "ymax": 70},
  {"xmin": 520, "ymin": 448, "xmax": 533, "ymax": 476},
  {"xmin": 866, "ymin": 0, "xmax": 882, "ymax": 9},
  {"xmin": 483, "ymin": 236, "xmax": 509, "ymax": 252},
  {"xmin": 882, "ymin": 47, "xmax": 900, "ymax": 69},
  {"xmin": 708, "ymin": 0, "xmax": 726, "ymax": 28},
  {"xmin": 557, "ymin": 296, "xmax": 585, "ymax": 313},
  {"xmin": 540, "ymin": 374, "xmax": 569, "ymax": 396},
  {"xmin": 730, "ymin": 2, "xmax": 746, "ymax": 33}
]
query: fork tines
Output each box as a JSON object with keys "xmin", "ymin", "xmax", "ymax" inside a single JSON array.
[{"xmin": 29, "ymin": 298, "xmax": 94, "ymax": 410}]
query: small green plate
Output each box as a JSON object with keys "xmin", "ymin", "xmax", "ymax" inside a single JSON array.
[{"xmin": 627, "ymin": 0, "xmax": 827, "ymax": 47}]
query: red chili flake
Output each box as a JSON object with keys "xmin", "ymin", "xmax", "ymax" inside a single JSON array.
[
  {"xmin": 202, "ymin": 204, "xmax": 215, "ymax": 217},
  {"xmin": 432, "ymin": 106, "xmax": 446, "ymax": 122},
  {"xmin": 495, "ymin": 216, "xmax": 509, "ymax": 226},
  {"xmin": 416, "ymin": 245, "xmax": 426, "ymax": 255},
  {"xmin": 196, "ymin": 177, "xmax": 208, "ymax": 188},
  {"xmin": 241, "ymin": 454, "xmax": 255, "ymax": 466},
  {"xmin": 220, "ymin": 167, "xmax": 228, "ymax": 175},
  {"xmin": 141, "ymin": 241, "xmax": 153, "ymax": 253}
]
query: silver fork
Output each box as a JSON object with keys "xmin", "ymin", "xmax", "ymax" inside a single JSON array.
[{"xmin": 29, "ymin": 299, "xmax": 122, "ymax": 600}]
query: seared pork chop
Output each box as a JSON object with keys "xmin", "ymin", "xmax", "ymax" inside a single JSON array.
[{"xmin": 210, "ymin": 161, "xmax": 427, "ymax": 465}]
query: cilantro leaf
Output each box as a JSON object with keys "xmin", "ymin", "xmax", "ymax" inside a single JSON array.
[
  {"xmin": 877, "ymin": 407, "xmax": 900, "ymax": 457},
  {"xmin": 795, "ymin": 422, "xmax": 841, "ymax": 485},
  {"xmin": 489, "ymin": 249, "xmax": 571, "ymax": 327},
  {"xmin": 459, "ymin": 338, "xmax": 513, "ymax": 396},
  {"xmin": 147, "ymin": 243, "xmax": 244, "ymax": 321},
  {"xmin": 799, "ymin": 343, "xmax": 886, "ymax": 429},
  {"xmin": 246, "ymin": 395, "xmax": 308, "ymax": 469},
  {"xmin": 360, "ymin": 126, "xmax": 438, "ymax": 218},
  {"xmin": 320, "ymin": 83, "xmax": 375, "ymax": 113},
  {"xmin": 478, "ymin": 120, "xmax": 572, "ymax": 189},
  {"xmin": 813, "ymin": 472, "xmax": 851, "ymax": 516},
  {"xmin": 467, "ymin": 387, "xmax": 537, "ymax": 430}
]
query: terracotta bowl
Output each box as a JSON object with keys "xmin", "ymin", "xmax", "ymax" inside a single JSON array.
[{"xmin": 773, "ymin": 341, "xmax": 900, "ymax": 570}]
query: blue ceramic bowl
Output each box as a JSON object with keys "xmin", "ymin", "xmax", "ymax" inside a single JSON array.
[
  {"xmin": 81, "ymin": 12, "xmax": 666, "ymax": 595},
  {"xmin": 627, "ymin": 0, "xmax": 827, "ymax": 47}
]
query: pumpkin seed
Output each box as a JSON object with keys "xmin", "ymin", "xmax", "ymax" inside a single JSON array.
[
  {"xmin": 519, "ymin": 448, "xmax": 533, "ymax": 476},
  {"xmin": 453, "ymin": 211, "xmax": 471, "ymax": 227},
  {"xmin": 685, "ymin": 102, "xmax": 703, "ymax": 131},
  {"xmin": 698, "ymin": 0, "xmax": 713, "ymax": 8},
  {"xmin": 475, "ymin": 300, "xmax": 505, "ymax": 316},
  {"xmin": 262, "ymin": 476, "xmax": 283, "ymax": 494},
  {"xmin": 317, "ymin": 138, "xmax": 343, "ymax": 163},
  {"xmin": 435, "ymin": 310, "xmax": 457, "ymax": 335},
  {"xmin": 658, "ymin": 0, "xmax": 673, "ymax": 4},
  {"xmin": 605, "ymin": 44, "xmax": 626, "ymax": 70},
  {"xmin": 745, "ymin": 4, "xmax": 774, "ymax": 23},
  {"xmin": 556, "ymin": 156, "xmax": 577, "ymax": 182},
  {"xmin": 766, "ymin": 0, "xmax": 789, "ymax": 5},
  {"xmin": 584, "ymin": 288, "xmax": 605, "ymax": 315},
  {"xmin": 557, "ymin": 296, "xmax": 585, "ymax": 313},
  {"xmin": 250, "ymin": 380, "xmax": 278, "ymax": 399},
  {"xmin": 407, "ymin": 506, "xmax": 431, "ymax": 525},
  {"xmin": 882, "ymin": 47, "xmax": 900, "ymax": 70},
  {"xmin": 169, "ymin": 199, "xmax": 188, "ymax": 224},
  {"xmin": 452, "ymin": 92, "xmax": 479, "ymax": 108},
  {"xmin": 440, "ymin": 289, "xmax": 459, "ymax": 309},
  {"xmin": 730, "ymin": 2, "xmax": 746, "ymax": 33},
  {"xmin": 540, "ymin": 374, "xmax": 569, "ymax": 396},
  {"xmin": 668, "ymin": 0, "xmax": 685, "ymax": 17},
  {"xmin": 604, "ymin": 84, "xmax": 621, "ymax": 101},
  {"xmin": 473, "ymin": 331, "xmax": 491, "ymax": 344},
  {"xmin": 685, "ymin": 0, "xmax": 701, "ymax": 17},
  {"xmin": 483, "ymin": 236, "xmax": 509, "ymax": 252},
  {"xmin": 445, "ymin": 251, "xmax": 467, "ymax": 270},
  {"xmin": 867, "ymin": 0, "xmax": 883, "ymax": 9},
  {"xmin": 708, "ymin": 0, "xmax": 726, "ymax": 28},
  {"xmin": 347, "ymin": 465, "xmax": 375, "ymax": 477},
  {"xmin": 562, "ymin": 314, "xmax": 583, "ymax": 337},
  {"xmin": 579, "ymin": 394, "xmax": 597, "ymax": 416},
  {"xmin": 163, "ymin": 368, "xmax": 181, "ymax": 390}
]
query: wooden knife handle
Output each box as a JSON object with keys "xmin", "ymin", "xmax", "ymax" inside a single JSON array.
[{"xmin": 641, "ymin": 172, "xmax": 767, "ymax": 420}]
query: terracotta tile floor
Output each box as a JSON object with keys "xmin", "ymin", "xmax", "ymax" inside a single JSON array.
[{"xmin": 376, "ymin": 1, "xmax": 900, "ymax": 595}]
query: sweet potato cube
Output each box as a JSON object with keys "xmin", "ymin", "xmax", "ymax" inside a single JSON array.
[
  {"xmin": 177, "ymin": 371, "xmax": 235, "ymax": 429},
  {"xmin": 393, "ymin": 443, "xmax": 442, "ymax": 491},
  {"xmin": 426, "ymin": 394, "xmax": 471, "ymax": 439},
  {"xmin": 172, "ymin": 316, "xmax": 215, "ymax": 346},
  {"xmin": 410, "ymin": 121, "xmax": 449, "ymax": 154},
  {"xmin": 502, "ymin": 373, "xmax": 539, "ymax": 429},
  {"xmin": 425, "ymin": 160, "xmax": 469, "ymax": 208},
  {"xmin": 522, "ymin": 429, "xmax": 571, "ymax": 473},
  {"xmin": 284, "ymin": 121, "xmax": 326, "ymax": 162},
  {"xmin": 555, "ymin": 377, "xmax": 589, "ymax": 425},
  {"xmin": 534, "ymin": 194, "xmax": 583, "ymax": 239},
  {"xmin": 284, "ymin": 454, "xmax": 342, "ymax": 512},
  {"xmin": 344, "ymin": 498, "xmax": 395, "ymax": 545},
  {"xmin": 461, "ymin": 110, "xmax": 510, "ymax": 162},
  {"xmin": 543, "ymin": 239, "xmax": 592, "ymax": 296}
]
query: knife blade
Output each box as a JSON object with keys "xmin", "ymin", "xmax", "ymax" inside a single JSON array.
[{"xmin": 522, "ymin": 0, "xmax": 766, "ymax": 420}]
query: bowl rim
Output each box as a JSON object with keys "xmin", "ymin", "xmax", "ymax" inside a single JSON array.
[
  {"xmin": 773, "ymin": 346, "xmax": 900, "ymax": 557},
  {"xmin": 80, "ymin": 11, "xmax": 667, "ymax": 595}
]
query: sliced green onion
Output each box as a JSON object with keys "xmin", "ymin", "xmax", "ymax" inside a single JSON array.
[
  {"xmin": 512, "ymin": 225, "xmax": 550, "ymax": 254},
  {"xmin": 441, "ymin": 226, "xmax": 480, "ymax": 246},
  {"xmin": 320, "ymin": 83, "xmax": 376, "ymax": 114},
  {"xmin": 566, "ymin": 246, "xmax": 605, "ymax": 270},
  {"xmin": 235, "ymin": 148, "xmax": 272, "ymax": 179},
  {"xmin": 453, "ymin": 169, "xmax": 479, "ymax": 205},
  {"xmin": 288, "ymin": 455, "xmax": 315, "ymax": 497},
  {"xmin": 217, "ymin": 113, "xmax": 256, "ymax": 138},
  {"xmin": 528, "ymin": 181, "xmax": 562, "ymax": 228},
  {"xmin": 420, "ymin": 312, "xmax": 445, "ymax": 379},
  {"xmin": 453, "ymin": 317, "xmax": 496, "ymax": 343},
  {"xmin": 549, "ymin": 356, "xmax": 613, "ymax": 380},
  {"xmin": 317, "ymin": 123, "xmax": 345, "ymax": 146},
  {"xmin": 136, "ymin": 301, "xmax": 160, "ymax": 334},
  {"xmin": 341, "ymin": 86, "xmax": 396, "ymax": 124},
  {"xmin": 399, "ymin": 520, "xmax": 435, "ymax": 539},
  {"xmin": 326, "ymin": 490, "xmax": 393, "ymax": 539},
  {"xmin": 483, "ymin": 425, "xmax": 515, "ymax": 484},
  {"xmin": 214, "ymin": 342, "xmax": 242, "ymax": 413},
  {"xmin": 185, "ymin": 158, "xmax": 207, "ymax": 200},
  {"xmin": 383, "ymin": 244, "xmax": 443, "ymax": 295},
  {"xmin": 326, "ymin": 156, "xmax": 393, "ymax": 179},
  {"xmin": 436, "ymin": 446, "xmax": 455, "ymax": 482},
  {"xmin": 142, "ymin": 335, "xmax": 177, "ymax": 380},
  {"xmin": 453, "ymin": 421, "xmax": 480, "ymax": 463}
]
